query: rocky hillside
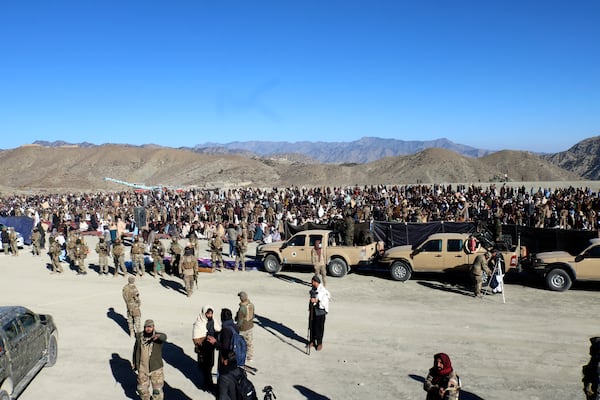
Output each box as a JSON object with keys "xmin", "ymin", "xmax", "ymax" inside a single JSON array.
[
  {"xmin": 544, "ymin": 136, "xmax": 600, "ymax": 180},
  {"xmin": 0, "ymin": 144, "xmax": 583, "ymax": 193}
]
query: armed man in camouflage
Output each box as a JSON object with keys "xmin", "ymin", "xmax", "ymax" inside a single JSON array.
[
  {"xmin": 9, "ymin": 227, "xmax": 19, "ymax": 256},
  {"xmin": 30, "ymin": 227, "xmax": 41, "ymax": 256},
  {"xmin": 209, "ymin": 232, "xmax": 224, "ymax": 271},
  {"xmin": 112, "ymin": 238, "xmax": 127, "ymax": 277},
  {"xmin": 96, "ymin": 237, "xmax": 110, "ymax": 275},
  {"xmin": 168, "ymin": 237, "xmax": 182, "ymax": 276},
  {"xmin": 49, "ymin": 237, "xmax": 63, "ymax": 274},
  {"xmin": 130, "ymin": 235, "xmax": 146, "ymax": 276},
  {"xmin": 150, "ymin": 238, "xmax": 165, "ymax": 277},
  {"xmin": 234, "ymin": 236, "xmax": 247, "ymax": 272},
  {"xmin": 122, "ymin": 276, "xmax": 142, "ymax": 337},
  {"xmin": 180, "ymin": 243, "xmax": 197, "ymax": 297},
  {"xmin": 132, "ymin": 319, "xmax": 166, "ymax": 400},
  {"xmin": 74, "ymin": 238, "xmax": 88, "ymax": 274}
]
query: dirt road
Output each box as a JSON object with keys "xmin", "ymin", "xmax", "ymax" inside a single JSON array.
[{"xmin": 2, "ymin": 236, "xmax": 596, "ymax": 400}]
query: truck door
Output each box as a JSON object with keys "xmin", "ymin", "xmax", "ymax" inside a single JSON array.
[
  {"xmin": 283, "ymin": 233, "xmax": 309, "ymax": 264},
  {"xmin": 575, "ymin": 243, "xmax": 600, "ymax": 279},
  {"xmin": 414, "ymin": 239, "xmax": 444, "ymax": 270},
  {"xmin": 18, "ymin": 311, "xmax": 45, "ymax": 364},
  {"xmin": 2, "ymin": 319, "xmax": 27, "ymax": 383},
  {"xmin": 446, "ymin": 238, "xmax": 469, "ymax": 271}
]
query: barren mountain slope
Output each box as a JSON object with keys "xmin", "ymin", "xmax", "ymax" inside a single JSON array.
[
  {"xmin": 0, "ymin": 144, "xmax": 585, "ymax": 193},
  {"xmin": 544, "ymin": 136, "xmax": 600, "ymax": 179},
  {"xmin": 0, "ymin": 144, "xmax": 281, "ymax": 191}
]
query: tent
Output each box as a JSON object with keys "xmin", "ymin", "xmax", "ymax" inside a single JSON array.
[{"xmin": 0, "ymin": 216, "xmax": 35, "ymax": 245}]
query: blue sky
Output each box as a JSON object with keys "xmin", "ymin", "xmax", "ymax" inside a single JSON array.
[{"xmin": 1, "ymin": 0, "xmax": 598, "ymax": 153}]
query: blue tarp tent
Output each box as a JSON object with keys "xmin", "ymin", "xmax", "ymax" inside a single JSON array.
[{"xmin": 0, "ymin": 216, "xmax": 35, "ymax": 245}]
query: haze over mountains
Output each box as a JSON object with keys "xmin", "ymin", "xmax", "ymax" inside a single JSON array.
[{"xmin": 0, "ymin": 135, "xmax": 597, "ymax": 193}]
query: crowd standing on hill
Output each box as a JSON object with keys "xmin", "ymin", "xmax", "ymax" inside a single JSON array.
[{"xmin": 0, "ymin": 184, "xmax": 599, "ymax": 244}]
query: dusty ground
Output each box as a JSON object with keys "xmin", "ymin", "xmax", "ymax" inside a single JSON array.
[{"xmin": 2, "ymin": 236, "xmax": 598, "ymax": 400}]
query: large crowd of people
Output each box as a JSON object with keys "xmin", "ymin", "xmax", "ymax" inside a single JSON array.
[
  {"xmin": 2, "ymin": 183, "xmax": 600, "ymax": 242},
  {"xmin": 1, "ymin": 183, "xmax": 599, "ymax": 241}
]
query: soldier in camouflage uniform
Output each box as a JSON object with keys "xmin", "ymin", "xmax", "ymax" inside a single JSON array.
[
  {"xmin": 49, "ymin": 238, "xmax": 63, "ymax": 274},
  {"xmin": 130, "ymin": 236, "xmax": 146, "ymax": 276},
  {"xmin": 181, "ymin": 244, "xmax": 197, "ymax": 297},
  {"xmin": 236, "ymin": 291, "xmax": 255, "ymax": 362},
  {"xmin": 209, "ymin": 232, "xmax": 224, "ymax": 271},
  {"xmin": 9, "ymin": 227, "xmax": 19, "ymax": 256},
  {"xmin": 66, "ymin": 231, "xmax": 77, "ymax": 265},
  {"xmin": 30, "ymin": 227, "xmax": 41, "ymax": 256},
  {"xmin": 150, "ymin": 238, "xmax": 165, "ymax": 277},
  {"xmin": 122, "ymin": 276, "xmax": 142, "ymax": 337},
  {"xmin": 168, "ymin": 237, "xmax": 182, "ymax": 276},
  {"xmin": 188, "ymin": 234, "xmax": 199, "ymax": 258},
  {"xmin": 234, "ymin": 236, "xmax": 247, "ymax": 272},
  {"xmin": 112, "ymin": 238, "xmax": 127, "ymax": 277},
  {"xmin": 74, "ymin": 238, "xmax": 88, "ymax": 274},
  {"xmin": 96, "ymin": 237, "xmax": 110, "ymax": 275},
  {"xmin": 132, "ymin": 320, "xmax": 166, "ymax": 400}
]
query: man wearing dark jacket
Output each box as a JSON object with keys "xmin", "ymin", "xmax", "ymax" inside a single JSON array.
[
  {"xmin": 132, "ymin": 319, "xmax": 167, "ymax": 400},
  {"xmin": 217, "ymin": 350, "xmax": 243, "ymax": 400},
  {"xmin": 206, "ymin": 308, "xmax": 238, "ymax": 373}
]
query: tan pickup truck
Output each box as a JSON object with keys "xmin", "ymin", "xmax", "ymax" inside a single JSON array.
[
  {"xmin": 378, "ymin": 232, "xmax": 521, "ymax": 281},
  {"xmin": 255, "ymin": 229, "xmax": 381, "ymax": 278},
  {"xmin": 527, "ymin": 238, "xmax": 600, "ymax": 291}
]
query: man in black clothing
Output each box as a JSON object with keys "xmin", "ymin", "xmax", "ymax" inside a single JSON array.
[
  {"xmin": 206, "ymin": 308, "xmax": 238, "ymax": 373},
  {"xmin": 217, "ymin": 350, "xmax": 243, "ymax": 400}
]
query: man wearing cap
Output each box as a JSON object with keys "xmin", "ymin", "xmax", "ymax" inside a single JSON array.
[
  {"xmin": 112, "ymin": 238, "xmax": 126, "ymax": 277},
  {"xmin": 308, "ymin": 275, "xmax": 331, "ymax": 351},
  {"xmin": 132, "ymin": 319, "xmax": 167, "ymax": 400},
  {"xmin": 470, "ymin": 250, "xmax": 492, "ymax": 298},
  {"xmin": 123, "ymin": 276, "xmax": 142, "ymax": 337},
  {"xmin": 180, "ymin": 244, "xmax": 197, "ymax": 297},
  {"xmin": 96, "ymin": 237, "xmax": 110, "ymax": 275},
  {"xmin": 130, "ymin": 235, "xmax": 146, "ymax": 276},
  {"xmin": 235, "ymin": 291, "xmax": 255, "ymax": 362}
]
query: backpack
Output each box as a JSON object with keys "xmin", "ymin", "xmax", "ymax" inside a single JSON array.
[
  {"xmin": 235, "ymin": 369, "xmax": 257, "ymax": 400},
  {"xmin": 227, "ymin": 325, "xmax": 247, "ymax": 367}
]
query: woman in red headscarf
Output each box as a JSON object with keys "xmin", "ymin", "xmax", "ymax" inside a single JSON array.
[{"xmin": 423, "ymin": 353, "xmax": 460, "ymax": 400}]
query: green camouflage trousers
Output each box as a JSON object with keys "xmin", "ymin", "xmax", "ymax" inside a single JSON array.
[
  {"xmin": 133, "ymin": 254, "xmax": 145, "ymax": 275},
  {"xmin": 137, "ymin": 367, "xmax": 164, "ymax": 400}
]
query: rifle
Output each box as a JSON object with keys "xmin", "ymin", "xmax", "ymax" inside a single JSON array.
[
  {"xmin": 307, "ymin": 300, "xmax": 313, "ymax": 355},
  {"xmin": 194, "ymin": 269, "xmax": 198, "ymax": 289}
]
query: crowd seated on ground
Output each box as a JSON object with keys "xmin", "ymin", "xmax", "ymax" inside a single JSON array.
[{"xmin": 0, "ymin": 183, "xmax": 598, "ymax": 243}]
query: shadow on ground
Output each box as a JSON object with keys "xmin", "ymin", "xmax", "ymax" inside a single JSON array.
[
  {"xmin": 293, "ymin": 384, "xmax": 331, "ymax": 400},
  {"xmin": 255, "ymin": 314, "xmax": 308, "ymax": 354},
  {"xmin": 107, "ymin": 307, "xmax": 130, "ymax": 335}
]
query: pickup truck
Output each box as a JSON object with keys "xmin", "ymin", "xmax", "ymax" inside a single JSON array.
[
  {"xmin": 255, "ymin": 229, "xmax": 382, "ymax": 278},
  {"xmin": 378, "ymin": 232, "xmax": 521, "ymax": 281},
  {"xmin": 527, "ymin": 238, "xmax": 600, "ymax": 291},
  {"xmin": 0, "ymin": 306, "xmax": 58, "ymax": 400}
]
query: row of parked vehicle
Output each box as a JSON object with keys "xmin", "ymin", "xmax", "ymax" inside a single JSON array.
[{"xmin": 256, "ymin": 228, "xmax": 600, "ymax": 292}]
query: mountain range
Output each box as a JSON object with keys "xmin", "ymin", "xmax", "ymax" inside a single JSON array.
[{"xmin": 0, "ymin": 135, "xmax": 596, "ymax": 193}]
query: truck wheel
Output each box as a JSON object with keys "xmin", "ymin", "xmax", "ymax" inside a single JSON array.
[
  {"xmin": 46, "ymin": 333, "xmax": 58, "ymax": 367},
  {"xmin": 263, "ymin": 254, "xmax": 281, "ymax": 274},
  {"xmin": 546, "ymin": 268, "xmax": 572, "ymax": 292},
  {"xmin": 390, "ymin": 261, "xmax": 412, "ymax": 281},
  {"xmin": 327, "ymin": 258, "xmax": 348, "ymax": 278}
]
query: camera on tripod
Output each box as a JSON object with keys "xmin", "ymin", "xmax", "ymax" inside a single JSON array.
[{"xmin": 262, "ymin": 385, "xmax": 276, "ymax": 400}]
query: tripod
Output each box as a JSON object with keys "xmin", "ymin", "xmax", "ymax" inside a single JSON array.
[{"xmin": 483, "ymin": 255, "xmax": 506, "ymax": 303}]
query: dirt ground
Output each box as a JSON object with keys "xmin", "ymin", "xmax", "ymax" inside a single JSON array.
[{"xmin": 2, "ymin": 236, "xmax": 597, "ymax": 400}]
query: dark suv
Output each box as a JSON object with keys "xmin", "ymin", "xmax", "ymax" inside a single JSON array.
[{"xmin": 0, "ymin": 306, "xmax": 58, "ymax": 399}]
